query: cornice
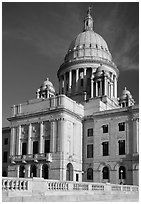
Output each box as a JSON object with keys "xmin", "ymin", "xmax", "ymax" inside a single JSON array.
[{"xmin": 7, "ymin": 107, "xmax": 83, "ymax": 123}]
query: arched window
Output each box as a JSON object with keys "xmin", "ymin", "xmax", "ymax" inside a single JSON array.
[
  {"xmin": 66, "ymin": 163, "xmax": 73, "ymax": 181},
  {"xmin": 87, "ymin": 168, "xmax": 93, "ymax": 180},
  {"xmin": 19, "ymin": 165, "xmax": 25, "ymax": 178},
  {"xmin": 102, "ymin": 166, "xmax": 109, "ymax": 179},
  {"xmin": 119, "ymin": 166, "xmax": 126, "ymax": 179},
  {"xmin": 30, "ymin": 165, "xmax": 37, "ymax": 177}
]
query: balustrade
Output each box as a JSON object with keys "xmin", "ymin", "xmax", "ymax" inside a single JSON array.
[
  {"xmin": 2, "ymin": 178, "xmax": 28, "ymax": 191},
  {"xmin": 92, "ymin": 184, "xmax": 104, "ymax": 191},
  {"xmin": 2, "ymin": 178, "xmax": 139, "ymax": 195}
]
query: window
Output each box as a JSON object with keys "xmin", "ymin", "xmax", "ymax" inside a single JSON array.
[
  {"xmin": 87, "ymin": 128, "xmax": 93, "ymax": 137},
  {"xmin": 119, "ymin": 140, "xmax": 125, "ymax": 155},
  {"xmin": 118, "ymin": 122, "xmax": 125, "ymax": 131},
  {"xmin": 102, "ymin": 125, "xmax": 108, "ymax": 133},
  {"xmin": 102, "ymin": 167, "xmax": 109, "ymax": 179},
  {"xmin": 33, "ymin": 141, "xmax": 38, "ymax": 154},
  {"xmin": 76, "ymin": 174, "xmax": 79, "ymax": 182},
  {"xmin": 4, "ymin": 138, "xmax": 8, "ymax": 145},
  {"xmin": 102, "ymin": 142, "xmax": 109, "ymax": 156},
  {"xmin": 3, "ymin": 151, "xmax": 8, "ymax": 163},
  {"xmin": 22, "ymin": 142, "xmax": 27, "ymax": 155},
  {"xmin": 87, "ymin": 144, "xmax": 93, "ymax": 158},
  {"xmin": 45, "ymin": 140, "xmax": 50, "ymax": 153},
  {"xmin": 87, "ymin": 168, "xmax": 93, "ymax": 180}
]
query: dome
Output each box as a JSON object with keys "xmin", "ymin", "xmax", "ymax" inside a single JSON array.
[
  {"xmin": 121, "ymin": 87, "xmax": 132, "ymax": 100},
  {"xmin": 40, "ymin": 78, "xmax": 55, "ymax": 93},
  {"xmin": 65, "ymin": 30, "xmax": 112, "ymax": 63}
]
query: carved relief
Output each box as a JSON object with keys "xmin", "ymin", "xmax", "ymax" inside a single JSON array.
[
  {"xmin": 21, "ymin": 125, "xmax": 28, "ymax": 142},
  {"xmin": 31, "ymin": 123, "xmax": 40, "ymax": 141},
  {"xmin": 43, "ymin": 121, "xmax": 51, "ymax": 139}
]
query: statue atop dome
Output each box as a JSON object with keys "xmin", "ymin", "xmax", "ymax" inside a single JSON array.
[
  {"xmin": 83, "ymin": 6, "xmax": 93, "ymax": 31},
  {"xmin": 87, "ymin": 6, "xmax": 92, "ymax": 15}
]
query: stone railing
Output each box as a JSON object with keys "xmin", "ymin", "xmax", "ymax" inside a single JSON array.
[
  {"xmin": 2, "ymin": 177, "xmax": 139, "ymax": 194},
  {"xmin": 45, "ymin": 180, "xmax": 138, "ymax": 193},
  {"xmin": 2, "ymin": 178, "xmax": 29, "ymax": 191},
  {"xmin": 9, "ymin": 153, "xmax": 52, "ymax": 164}
]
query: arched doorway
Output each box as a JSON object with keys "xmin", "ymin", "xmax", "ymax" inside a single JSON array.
[
  {"xmin": 30, "ymin": 165, "xmax": 37, "ymax": 177},
  {"xmin": 19, "ymin": 165, "xmax": 25, "ymax": 178},
  {"xmin": 42, "ymin": 164, "xmax": 49, "ymax": 179},
  {"xmin": 66, "ymin": 163, "xmax": 73, "ymax": 181},
  {"xmin": 119, "ymin": 166, "xmax": 126, "ymax": 184}
]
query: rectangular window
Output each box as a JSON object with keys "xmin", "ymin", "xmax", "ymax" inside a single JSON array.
[
  {"xmin": 87, "ymin": 144, "xmax": 93, "ymax": 158},
  {"xmin": 119, "ymin": 140, "xmax": 125, "ymax": 155},
  {"xmin": 33, "ymin": 141, "xmax": 38, "ymax": 154},
  {"xmin": 102, "ymin": 142, "xmax": 109, "ymax": 156},
  {"xmin": 22, "ymin": 142, "xmax": 27, "ymax": 155},
  {"xmin": 102, "ymin": 125, "xmax": 108, "ymax": 133},
  {"xmin": 76, "ymin": 174, "xmax": 79, "ymax": 182},
  {"xmin": 119, "ymin": 122, "xmax": 125, "ymax": 131},
  {"xmin": 4, "ymin": 138, "xmax": 8, "ymax": 145},
  {"xmin": 3, "ymin": 151, "xmax": 8, "ymax": 163},
  {"xmin": 87, "ymin": 128, "xmax": 93, "ymax": 137},
  {"xmin": 45, "ymin": 140, "xmax": 50, "ymax": 153}
]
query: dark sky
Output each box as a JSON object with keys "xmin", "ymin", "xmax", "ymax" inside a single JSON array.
[{"xmin": 2, "ymin": 2, "xmax": 139, "ymax": 127}]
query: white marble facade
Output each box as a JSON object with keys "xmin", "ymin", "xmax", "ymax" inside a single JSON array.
[{"xmin": 7, "ymin": 8, "xmax": 139, "ymax": 185}]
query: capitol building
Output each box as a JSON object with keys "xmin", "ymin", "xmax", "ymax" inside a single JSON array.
[{"xmin": 5, "ymin": 8, "xmax": 139, "ymax": 185}]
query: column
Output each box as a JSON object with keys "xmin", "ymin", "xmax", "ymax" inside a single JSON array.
[
  {"xmin": 96, "ymin": 81, "xmax": 98, "ymax": 97},
  {"xmin": 83, "ymin": 68, "xmax": 87, "ymax": 91},
  {"xmin": 91, "ymin": 77, "xmax": 94, "ymax": 98},
  {"xmin": 27, "ymin": 123, "xmax": 32, "ymax": 155},
  {"xmin": 133, "ymin": 118, "xmax": 139, "ymax": 153},
  {"xmin": 75, "ymin": 68, "xmax": 79, "ymax": 92},
  {"xmin": 25, "ymin": 164, "xmax": 31, "ymax": 178},
  {"xmin": 69, "ymin": 70, "xmax": 72, "ymax": 93},
  {"xmin": 104, "ymin": 76, "xmax": 107, "ymax": 96},
  {"xmin": 39, "ymin": 122, "xmax": 44, "ymax": 154},
  {"xmin": 17, "ymin": 165, "xmax": 20, "ymax": 178},
  {"xmin": 64, "ymin": 73, "xmax": 66, "ymax": 95},
  {"xmin": 114, "ymin": 76, "xmax": 117, "ymax": 98},
  {"xmin": 37, "ymin": 164, "xmax": 43, "ymax": 178},
  {"xmin": 10, "ymin": 127, "xmax": 16, "ymax": 156},
  {"xmin": 50, "ymin": 121, "xmax": 56, "ymax": 152},
  {"xmin": 17, "ymin": 125, "xmax": 22, "ymax": 155},
  {"xmin": 136, "ymin": 119, "xmax": 139, "ymax": 153},
  {"xmin": 111, "ymin": 82, "xmax": 113, "ymax": 98}
]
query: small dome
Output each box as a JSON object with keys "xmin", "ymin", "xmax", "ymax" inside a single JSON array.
[
  {"xmin": 95, "ymin": 65, "xmax": 105, "ymax": 77},
  {"xmin": 121, "ymin": 87, "xmax": 132, "ymax": 100},
  {"xmin": 40, "ymin": 78, "xmax": 55, "ymax": 93}
]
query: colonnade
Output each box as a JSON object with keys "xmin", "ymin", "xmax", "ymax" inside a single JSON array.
[
  {"xmin": 59, "ymin": 67, "xmax": 117, "ymax": 99},
  {"xmin": 10, "ymin": 120, "xmax": 65, "ymax": 157}
]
